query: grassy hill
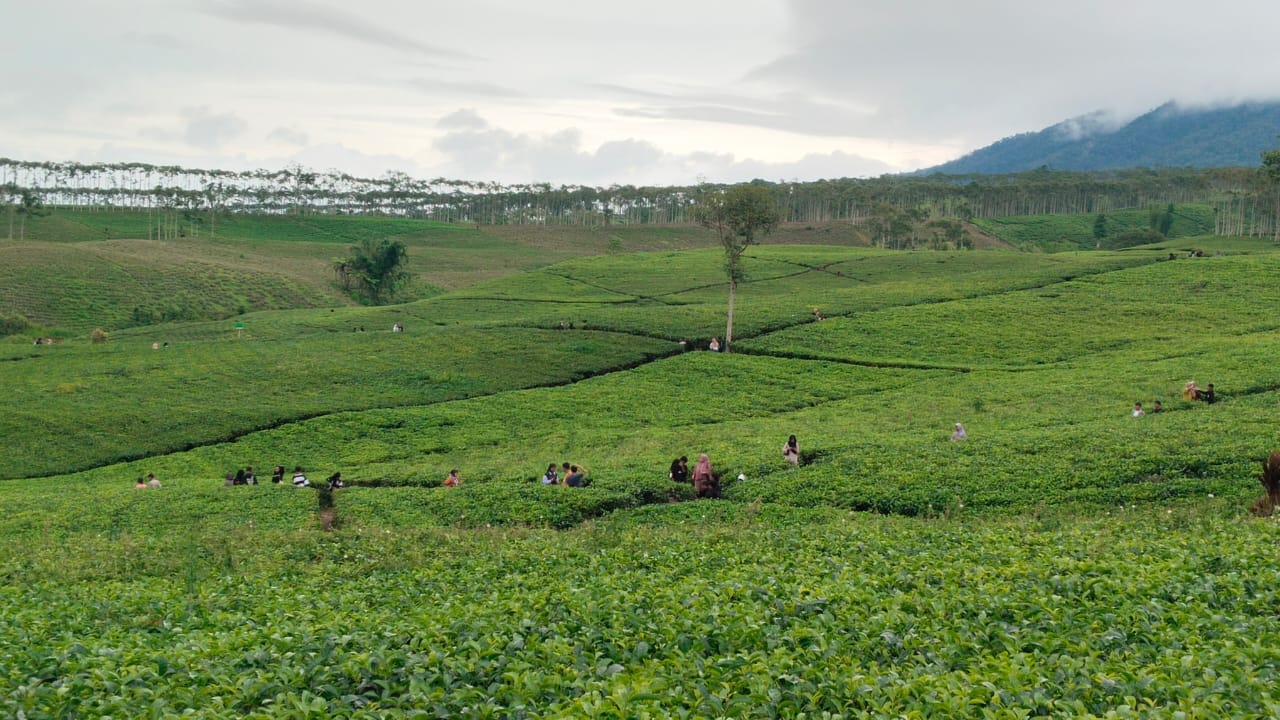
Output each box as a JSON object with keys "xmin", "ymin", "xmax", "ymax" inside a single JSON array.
[
  {"xmin": 2, "ymin": 209, "xmax": 884, "ymax": 336},
  {"xmin": 970, "ymin": 203, "xmax": 1216, "ymax": 251},
  {"xmin": 4, "ymin": 227, "xmax": 1280, "ymax": 716}
]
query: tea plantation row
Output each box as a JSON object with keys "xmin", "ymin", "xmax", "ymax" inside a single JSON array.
[{"xmin": 3, "ymin": 502, "xmax": 1279, "ymax": 717}]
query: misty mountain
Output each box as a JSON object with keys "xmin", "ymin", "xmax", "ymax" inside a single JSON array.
[{"xmin": 925, "ymin": 101, "xmax": 1280, "ymax": 174}]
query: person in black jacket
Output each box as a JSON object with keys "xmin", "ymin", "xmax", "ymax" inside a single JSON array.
[{"xmin": 669, "ymin": 456, "xmax": 689, "ymax": 484}]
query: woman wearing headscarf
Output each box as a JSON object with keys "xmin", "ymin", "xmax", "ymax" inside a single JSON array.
[
  {"xmin": 950, "ymin": 423, "xmax": 967, "ymax": 441},
  {"xmin": 782, "ymin": 435, "xmax": 800, "ymax": 466},
  {"xmin": 692, "ymin": 453, "xmax": 719, "ymax": 498}
]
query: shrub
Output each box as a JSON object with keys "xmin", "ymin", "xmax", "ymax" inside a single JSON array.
[
  {"xmin": 0, "ymin": 311, "xmax": 31, "ymax": 336},
  {"xmin": 1104, "ymin": 227, "xmax": 1165, "ymax": 250},
  {"xmin": 1250, "ymin": 451, "xmax": 1280, "ymax": 517}
]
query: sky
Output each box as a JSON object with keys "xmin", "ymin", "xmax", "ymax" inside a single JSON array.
[{"xmin": 3, "ymin": 0, "xmax": 1279, "ymax": 187}]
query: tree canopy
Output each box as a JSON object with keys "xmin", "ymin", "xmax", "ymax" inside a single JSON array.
[{"xmin": 335, "ymin": 238, "xmax": 410, "ymax": 304}]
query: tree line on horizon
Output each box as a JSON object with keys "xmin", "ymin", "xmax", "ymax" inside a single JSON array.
[{"xmin": 0, "ymin": 156, "xmax": 1277, "ymax": 240}]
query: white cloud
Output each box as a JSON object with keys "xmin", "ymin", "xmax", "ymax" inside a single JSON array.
[
  {"xmin": 198, "ymin": 0, "xmax": 468, "ymax": 60},
  {"xmin": 181, "ymin": 107, "xmax": 249, "ymax": 150},
  {"xmin": 428, "ymin": 111, "xmax": 890, "ymax": 185},
  {"xmin": 3, "ymin": 0, "xmax": 1279, "ymax": 184},
  {"xmin": 267, "ymin": 126, "xmax": 310, "ymax": 146}
]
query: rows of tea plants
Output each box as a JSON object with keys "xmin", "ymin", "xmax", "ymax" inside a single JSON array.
[
  {"xmin": 18, "ymin": 336, "xmax": 1272, "ymax": 528},
  {"xmin": 1, "ymin": 243, "xmax": 1167, "ymax": 480},
  {"xmin": 971, "ymin": 204, "xmax": 1215, "ymax": 251},
  {"xmin": 10, "ymin": 241, "xmax": 1279, "ymax": 516},
  {"xmin": 3, "ymin": 502, "xmax": 1280, "ymax": 717},
  {"xmin": 741, "ymin": 252, "xmax": 1280, "ymax": 369},
  {"xmin": 0, "ymin": 326, "xmax": 674, "ymax": 478}
]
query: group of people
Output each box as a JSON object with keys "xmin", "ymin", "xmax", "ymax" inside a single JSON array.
[
  {"xmin": 1132, "ymin": 381, "xmax": 1217, "ymax": 417},
  {"xmin": 133, "ymin": 473, "xmax": 161, "ymax": 489},
  {"xmin": 1182, "ymin": 381, "xmax": 1216, "ymax": 404},
  {"xmin": 219, "ymin": 465, "xmax": 343, "ymax": 490},
  {"xmin": 540, "ymin": 462, "xmax": 590, "ymax": 487},
  {"xmin": 223, "ymin": 466, "xmax": 262, "ymax": 485},
  {"xmin": 1131, "ymin": 401, "xmax": 1163, "ymax": 417},
  {"xmin": 669, "ymin": 454, "xmax": 723, "ymax": 498}
]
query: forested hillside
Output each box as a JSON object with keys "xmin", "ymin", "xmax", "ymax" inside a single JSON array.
[{"xmin": 929, "ymin": 100, "xmax": 1280, "ymax": 174}]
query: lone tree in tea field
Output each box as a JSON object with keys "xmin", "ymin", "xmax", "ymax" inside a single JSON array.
[
  {"xmin": 692, "ymin": 183, "xmax": 780, "ymax": 352},
  {"xmin": 335, "ymin": 237, "xmax": 410, "ymax": 304},
  {"xmin": 1261, "ymin": 140, "xmax": 1280, "ymax": 241}
]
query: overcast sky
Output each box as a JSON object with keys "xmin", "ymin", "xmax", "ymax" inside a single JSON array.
[{"xmin": 3, "ymin": 0, "xmax": 1278, "ymax": 186}]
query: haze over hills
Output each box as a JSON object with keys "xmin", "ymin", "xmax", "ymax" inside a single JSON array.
[{"xmin": 925, "ymin": 100, "xmax": 1280, "ymax": 174}]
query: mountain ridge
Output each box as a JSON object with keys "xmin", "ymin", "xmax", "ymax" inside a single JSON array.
[{"xmin": 924, "ymin": 100, "xmax": 1280, "ymax": 174}]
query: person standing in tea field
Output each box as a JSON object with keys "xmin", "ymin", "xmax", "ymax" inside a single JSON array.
[
  {"xmin": 271, "ymin": 465, "xmax": 285, "ymax": 484},
  {"xmin": 783, "ymin": 435, "xmax": 800, "ymax": 466},
  {"xmin": 951, "ymin": 423, "xmax": 967, "ymax": 440},
  {"xmin": 292, "ymin": 467, "xmax": 310, "ymax": 487},
  {"xmin": 146, "ymin": 473, "xmax": 161, "ymax": 489},
  {"xmin": 443, "ymin": 469, "xmax": 460, "ymax": 487},
  {"xmin": 134, "ymin": 477, "xmax": 148, "ymax": 489},
  {"xmin": 708, "ymin": 337, "xmax": 721, "ymax": 352},
  {"xmin": 692, "ymin": 453, "xmax": 719, "ymax": 498},
  {"xmin": 1132, "ymin": 402, "xmax": 1145, "ymax": 417},
  {"xmin": 243, "ymin": 466, "xmax": 257, "ymax": 485}
]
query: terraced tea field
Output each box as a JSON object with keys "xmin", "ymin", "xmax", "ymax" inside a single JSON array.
[{"xmin": 4, "ymin": 231, "xmax": 1280, "ymax": 717}]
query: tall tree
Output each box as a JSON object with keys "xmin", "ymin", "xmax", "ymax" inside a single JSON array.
[
  {"xmin": 691, "ymin": 183, "xmax": 780, "ymax": 352},
  {"xmin": 1261, "ymin": 142, "xmax": 1280, "ymax": 240},
  {"xmin": 1092, "ymin": 213, "xmax": 1108, "ymax": 243},
  {"xmin": 16, "ymin": 190, "xmax": 48, "ymax": 240},
  {"xmin": 1, "ymin": 182, "xmax": 16, "ymax": 239},
  {"xmin": 344, "ymin": 237, "xmax": 410, "ymax": 304}
]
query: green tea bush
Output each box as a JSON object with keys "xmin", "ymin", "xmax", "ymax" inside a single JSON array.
[{"xmin": 0, "ymin": 310, "xmax": 30, "ymax": 336}]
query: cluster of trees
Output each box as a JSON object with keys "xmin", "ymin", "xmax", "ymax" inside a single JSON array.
[
  {"xmin": 861, "ymin": 203, "xmax": 971, "ymax": 250},
  {"xmin": 3, "ymin": 152, "xmax": 1279, "ymax": 241},
  {"xmin": 333, "ymin": 238, "xmax": 411, "ymax": 304},
  {"xmin": 0, "ymin": 158, "xmax": 1265, "ymax": 231},
  {"xmin": 1, "ymin": 183, "xmax": 48, "ymax": 240}
]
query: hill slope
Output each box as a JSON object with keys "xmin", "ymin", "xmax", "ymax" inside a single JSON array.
[{"xmin": 928, "ymin": 100, "xmax": 1280, "ymax": 174}]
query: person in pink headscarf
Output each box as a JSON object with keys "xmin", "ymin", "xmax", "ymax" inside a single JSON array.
[{"xmin": 692, "ymin": 453, "xmax": 719, "ymax": 498}]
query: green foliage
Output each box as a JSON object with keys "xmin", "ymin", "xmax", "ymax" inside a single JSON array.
[
  {"xmin": 1104, "ymin": 227, "xmax": 1166, "ymax": 249},
  {"xmin": 930, "ymin": 99, "xmax": 1280, "ymax": 173},
  {"xmin": 691, "ymin": 184, "xmax": 782, "ymax": 348},
  {"xmin": 973, "ymin": 204, "xmax": 1215, "ymax": 251},
  {"xmin": 693, "ymin": 183, "xmax": 781, "ymax": 275},
  {"xmin": 3, "ymin": 502, "xmax": 1280, "ymax": 717},
  {"xmin": 338, "ymin": 237, "xmax": 410, "ymax": 304},
  {"xmin": 0, "ymin": 310, "xmax": 29, "ymax": 336},
  {"xmin": 1262, "ymin": 146, "xmax": 1280, "ymax": 185},
  {"xmin": 6, "ymin": 235, "xmax": 1280, "ymax": 716}
]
